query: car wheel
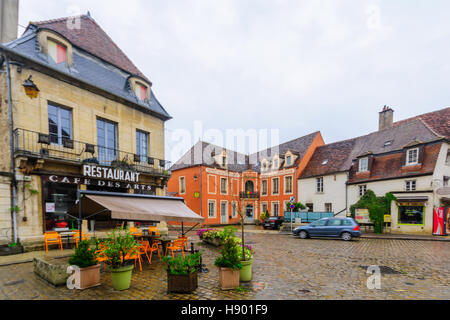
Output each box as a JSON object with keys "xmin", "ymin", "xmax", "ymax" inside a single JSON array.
[
  {"xmin": 299, "ymin": 231, "xmax": 308, "ymax": 239},
  {"xmin": 341, "ymin": 232, "xmax": 352, "ymax": 241}
]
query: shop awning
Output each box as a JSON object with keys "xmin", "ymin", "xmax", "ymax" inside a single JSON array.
[
  {"xmin": 69, "ymin": 192, "xmax": 204, "ymax": 223},
  {"xmin": 396, "ymin": 196, "xmax": 429, "ymax": 202}
]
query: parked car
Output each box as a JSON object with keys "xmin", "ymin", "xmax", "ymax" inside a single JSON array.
[
  {"xmin": 292, "ymin": 217, "xmax": 361, "ymax": 241},
  {"xmin": 263, "ymin": 216, "xmax": 284, "ymax": 230}
]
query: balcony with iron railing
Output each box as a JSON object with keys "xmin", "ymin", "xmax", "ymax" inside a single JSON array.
[
  {"xmin": 13, "ymin": 128, "xmax": 171, "ymax": 177},
  {"xmin": 240, "ymin": 191, "xmax": 260, "ymax": 199}
]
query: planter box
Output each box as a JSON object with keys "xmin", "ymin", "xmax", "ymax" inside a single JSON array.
[
  {"xmin": 76, "ymin": 264, "xmax": 101, "ymax": 290},
  {"xmin": 167, "ymin": 271, "xmax": 198, "ymax": 293},
  {"xmin": 33, "ymin": 257, "xmax": 70, "ymax": 286},
  {"xmin": 202, "ymin": 238, "xmax": 223, "ymax": 247},
  {"xmin": 0, "ymin": 245, "xmax": 24, "ymax": 256},
  {"xmin": 219, "ymin": 267, "xmax": 240, "ymax": 290}
]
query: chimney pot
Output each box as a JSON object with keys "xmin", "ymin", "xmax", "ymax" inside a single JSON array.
[
  {"xmin": 0, "ymin": 0, "xmax": 19, "ymax": 44},
  {"xmin": 379, "ymin": 106, "xmax": 394, "ymax": 131}
]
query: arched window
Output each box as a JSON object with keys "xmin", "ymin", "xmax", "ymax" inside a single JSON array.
[{"xmin": 245, "ymin": 180, "xmax": 254, "ymax": 194}]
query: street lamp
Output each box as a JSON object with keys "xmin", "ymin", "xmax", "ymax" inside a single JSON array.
[{"xmin": 22, "ymin": 76, "xmax": 40, "ymax": 99}]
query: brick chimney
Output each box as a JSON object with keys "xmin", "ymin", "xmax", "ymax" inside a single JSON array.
[
  {"xmin": 0, "ymin": 0, "xmax": 19, "ymax": 44},
  {"xmin": 379, "ymin": 106, "xmax": 394, "ymax": 131}
]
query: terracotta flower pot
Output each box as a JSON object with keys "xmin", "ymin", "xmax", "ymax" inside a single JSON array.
[
  {"xmin": 77, "ymin": 264, "xmax": 101, "ymax": 289},
  {"xmin": 218, "ymin": 267, "xmax": 240, "ymax": 290}
]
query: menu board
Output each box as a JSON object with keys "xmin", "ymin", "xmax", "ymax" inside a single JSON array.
[{"xmin": 355, "ymin": 209, "xmax": 370, "ymax": 224}]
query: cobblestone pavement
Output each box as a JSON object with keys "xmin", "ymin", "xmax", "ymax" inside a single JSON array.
[{"xmin": 0, "ymin": 233, "xmax": 448, "ymax": 300}]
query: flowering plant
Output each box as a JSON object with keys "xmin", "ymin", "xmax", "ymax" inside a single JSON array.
[
  {"xmin": 196, "ymin": 228, "xmax": 213, "ymax": 238},
  {"xmin": 237, "ymin": 244, "xmax": 254, "ymax": 261}
]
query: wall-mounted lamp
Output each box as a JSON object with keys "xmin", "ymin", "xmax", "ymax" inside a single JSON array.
[
  {"xmin": 194, "ymin": 175, "xmax": 198, "ymax": 181},
  {"xmin": 23, "ymin": 75, "xmax": 40, "ymax": 99}
]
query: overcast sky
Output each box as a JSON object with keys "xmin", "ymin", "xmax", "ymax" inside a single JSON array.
[{"xmin": 18, "ymin": 0, "xmax": 450, "ymax": 162}]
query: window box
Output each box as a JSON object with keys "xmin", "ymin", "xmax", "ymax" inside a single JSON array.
[
  {"xmin": 38, "ymin": 133, "xmax": 50, "ymax": 145},
  {"xmin": 133, "ymin": 154, "xmax": 141, "ymax": 163},
  {"xmin": 85, "ymin": 143, "xmax": 95, "ymax": 154},
  {"xmin": 62, "ymin": 137, "xmax": 74, "ymax": 149}
]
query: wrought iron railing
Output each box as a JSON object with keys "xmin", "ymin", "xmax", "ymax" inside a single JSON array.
[
  {"xmin": 240, "ymin": 191, "xmax": 260, "ymax": 199},
  {"xmin": 13, "ymin": 128, "xmax": 171, "ymax": 177}
]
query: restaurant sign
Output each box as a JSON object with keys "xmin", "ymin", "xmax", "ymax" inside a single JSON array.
[
  {"xmin": 43, "ymin": 175, "xmax": 153, "ymax": 192},
  {"xmin": 82, "ymin": 165, "xmax": 140, "ymax": 183},
  {"xmin": 355, "ymin": 208, "xmax": 371, "ymax": 224}
]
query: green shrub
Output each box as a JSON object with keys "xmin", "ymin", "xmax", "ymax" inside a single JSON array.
[
  {"xmin": 69, "ymin": 240, "xmax": 97, "ymax": 268},
  {"xmin": 102, "ymin": 228, "xmax": 140, "ymax": 269},
  {"xmin": 163, "ymin": 251, "xmax": 202, "ymax": 275},
  {"xmin": 214, "ymin": 237, "xmax": 242, "ymax": 270}
]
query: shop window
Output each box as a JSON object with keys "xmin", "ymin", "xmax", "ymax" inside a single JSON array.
[
  {"xmin": 136, "ymin": 130, "xmax": 149, "ymax": 163},
  {"xmin": 47, "ymin": 39, "xmax": 67, "ymax": 64},
  {"xmin": 43, "ymin": 182, "xmax": 77, "ymax": 231},
  {"xmin": 398, "ymin": 205, "xmax": 424, "ymax": 225},
  {"xmin": 48, "ymin": 103, "xmax": 72, "ymax": 145}
]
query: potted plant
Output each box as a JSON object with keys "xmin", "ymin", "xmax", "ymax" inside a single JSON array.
[
  {"xmin": 163, "ymin": 251, "xmax": 202, "ymax": 293},
  {"xmin": 214, "ymin": 236, "xmax": 242, "ymax": 290},
  {"xmin": 238, "ymin": 243, "xmax": 254, "ymax": 282},
  {"xmin": 68, "ymin": 240, "xmax": 101, "ymax": 289},
  {"xmin": 196, "ymin": 228, "xmax": 213, "ymax": 240},
  {"xmin": 102, "ymin": 228, "xmax": 140, "ymax": 291}
]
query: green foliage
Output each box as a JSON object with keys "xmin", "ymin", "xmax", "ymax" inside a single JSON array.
[
  {"xmin": 163, "ymin": 251, "xmax": 202, "ymax": 275},
  {"xmin": 69, "ymin": 240, "xmax": 97, "ymax": 268},
  {"xmin": 202, "ymin": 226, "xmax": 237, "ymax": 241},
  {"xmin": 260, "ymin": 211, "xmax": 269, "ymax": 221},
  {"xmin": 214, "ymin": 237, "xmax": 242, "ymax": 270},
  {"xmin": 25, "ymin": 184, "xmax": 39, "ymax": 195},
  {"xmin": 102, "ymin": 228, "xmax": 140, "ymax": 269},
  {"xmin": 285, "ymin": 202, "xmax": 306, "ymax": 212},
  {"xmin": 9, "ymin": 206, "xmax": 20, "ymax": 213},
  {"xmin": 8, "ymin": 242, "xmax": 18, "ymax": 248},
  {"xmin": 350, "ymin": 190, "xmax": 397, "ymax": 234}
]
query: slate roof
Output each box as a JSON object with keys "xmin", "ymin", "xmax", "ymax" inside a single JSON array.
[
  {"xmin": 1, "ymin": 14, "xmax": 171, "ymax": 120},
  {"xmin": 301, "ymin": 114, "xmax": 445, "ymax": 179},
  {"xmin": 170, "ymin": 132, "xmax": 321, "ymax": 173}
]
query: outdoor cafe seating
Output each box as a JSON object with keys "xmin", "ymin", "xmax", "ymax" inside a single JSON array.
[{"xmin": 44, "ymin": 231, "xmax": 63, "ymax": 253}]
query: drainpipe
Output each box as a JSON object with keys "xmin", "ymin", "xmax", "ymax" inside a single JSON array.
[
  {"xmin": 345, "ymin": 171, "xmax": 349, "ymax": 216},
  {"xmin": 199, "ymin": 165, "xmax": 202, "ymax": 218},
  {"xmin": 5, "ymin": 57, "xmax": 18, "ymax": 244}
]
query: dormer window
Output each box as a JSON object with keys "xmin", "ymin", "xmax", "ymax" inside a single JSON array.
[
  {"xmin": 135, "ymin": 83, "xmax": 148, "ymax": 101},
  {"xmin": 286, "ymin": 156, "xmax": 292, "ymax": 166},
  {"xmin": 359, "ymin": 157, "xmax": 369, "ymax": 172},
  {"xmin": 222, "ymin": 156, "xmax": 227, "ymax": 167},
  {"xmin": 48, "ymin": 39, "xmax": 67, "ymax": 64},
  {"xmin": 406, "ymin": 148, "xmax": 419, "ymax": 165},
  {"xmin": 273, "ymin": 159, "xmax": 279, "ymax": 170}
]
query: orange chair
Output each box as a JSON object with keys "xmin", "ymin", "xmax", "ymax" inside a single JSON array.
[
  {"xmin": 137, "ymin": 240, "xmax": 152, "ymax": 264},
  {"xmin": 125, "ymin": 248, "xmax": 143, "ymax": 272},
  {"xmin": 44, "ymin": 232, "xmax": 63, "ymax": 253},
  {"xmin": 165, "ymin": 239, "xmax": 185, "ymax": 258},
  {"xmin": 148, "ymin": 242, "xmax": 162, "ymax": 263},
  {"xmin": 178, "ymin": 236, "xmax": 189, "ymax": 251},
  {"xmin": 130, "ymin": 227, "xmax": 143, "ymax": 239},
  {"xmin": 148, "ymin": 226, "xmax": 160, "ymax": 237},
  {"xmin": 73, "ymin": 231, "xmax": 89, "ymax": 247}
]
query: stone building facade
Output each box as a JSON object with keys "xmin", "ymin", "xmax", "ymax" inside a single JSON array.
[{"xmin": 0, "ymin": 14, "xmax": 171, "ymax": 244}]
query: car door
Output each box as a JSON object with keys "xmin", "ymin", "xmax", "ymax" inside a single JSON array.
[
  {"xmin": 308, "ymin": 219, "xmax": 328, "ymax": 236},
  {"xmin": 323, "ymin": 218, "xmax": 342, "ymax": 237}
]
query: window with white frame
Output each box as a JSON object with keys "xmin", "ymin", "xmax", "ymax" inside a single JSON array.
[
  {"xmin": 316, "ymin": 177, "xmax": 324, "ymax": 193},
  {"xmin": 284, "ymin": 176, "xmax": 293, "ymax": 194},
  {"xmin": 405, "ymin": 180, "xmax": 417, "ymax": 191},
  {"xmin": 261, "ymin": 202, "xmax": 268, "ymax": 214},
  {"xmin": 232, "ymin": 202, "xmax": 237, "ymax": 218},
  {"xmin": 273, "ymin": 159, "xmax": 279, "ymax": 170},
  {"xmin": 406, "ymin": 148, "xmax": 419, "ymax": 165},
  {"xmin": 208, "ymin": 201, "xmax": 216, "ymax": 218},
  {"xmin": 272, "ymin": 202, "xmax": 279, "ymax": 216},
  {"xmin": 179, "ymin": 177, "xmax": 186, "ymax": 194},
  {"xmin": 272, "ymin": 178, "xmax": 280, "ymax": 195},
  {"xmin": 286, "ymin": 156, "xmax": 292, "ymax": 166},
  {"xmin": 359, "ymin": 185, "xmax": 367, "ymax": 197},
  {"xmin": 359, "ymin": 157, "xmax": 369, "ymax": 172},
  {"xmin": 220, "ymin": 177, "xmax": 227, "ymax": 194},
  {"xmin": 261, "ymin": 180, "xmax": 268, "ymax": 196}
]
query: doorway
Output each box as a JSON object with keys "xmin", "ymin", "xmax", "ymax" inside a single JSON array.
[{"xmin": 245, "ymin": 204, "xmax": 254, "ymax": 223}]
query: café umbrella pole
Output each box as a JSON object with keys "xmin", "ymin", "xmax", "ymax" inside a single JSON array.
[{"xmin": 78, "ymin": 189, "xmax": 82, "ymax": 235}]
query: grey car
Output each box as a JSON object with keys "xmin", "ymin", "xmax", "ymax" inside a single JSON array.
[{"xmin": 293, "ymin": 217, "xmax": 361, "ymax": 241}]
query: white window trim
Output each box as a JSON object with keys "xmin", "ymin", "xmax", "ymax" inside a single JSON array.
[
  {"xmin": 272, "ymin": 178, "xmax": 280, "ymax": 195},
  {"xmin": 231, "ymin": 201, "xmax": 238, "ymax": 218},
  {"xmin": 405, "ymin": 180, "xmax": 417, "ymax": 191},
  {"xmin": 316, "ymin": 177, "xmax": 324, "ymax": 193},
  {"xmin": 261, "ymin": 179, "xmax": 268, "ymax": 196},
  {"xmin": 271, "ymin": 201, "xmax": 280, "ymax": 216},
  {"xmin": 406, "ymin": 148, "xmax": 419, "ymax": 166},
  {"xmin": 220, "ymin": 200, "xmax": 228, "ymax": 223},
  {"xmin": 207, "ymin": 174, "xmax": 217, "ymax": 195},
  {"xmin": 359, "ymin": 157, "xmax": 369, "ymax": 172},
  {"xmin": 220, "ymin": 177, "xmax": 228, "ymax": 195},
  {"xmin": 261, "ymin": 202, "xmax": 268, "ymax": 214},
  {"xmin": 284, "ymin": 175, "xmax": 293, "ymax": 195},
  {"xmin": 179, "ymin": 176, "xmax": 186, "ymax": 195},
  {"xmin": 208, "ymin": 200, "xmax": 217, "ymax": 218}
]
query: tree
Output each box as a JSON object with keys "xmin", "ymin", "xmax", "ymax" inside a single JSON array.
[{"xmin": 349, "ymin": 190, "xmax": 397, "ymax": 234}]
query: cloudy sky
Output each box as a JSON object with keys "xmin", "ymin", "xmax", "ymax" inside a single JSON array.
[{"xmin": 18, "ymin": 0, "xmax": 450, "ymax": 162}]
